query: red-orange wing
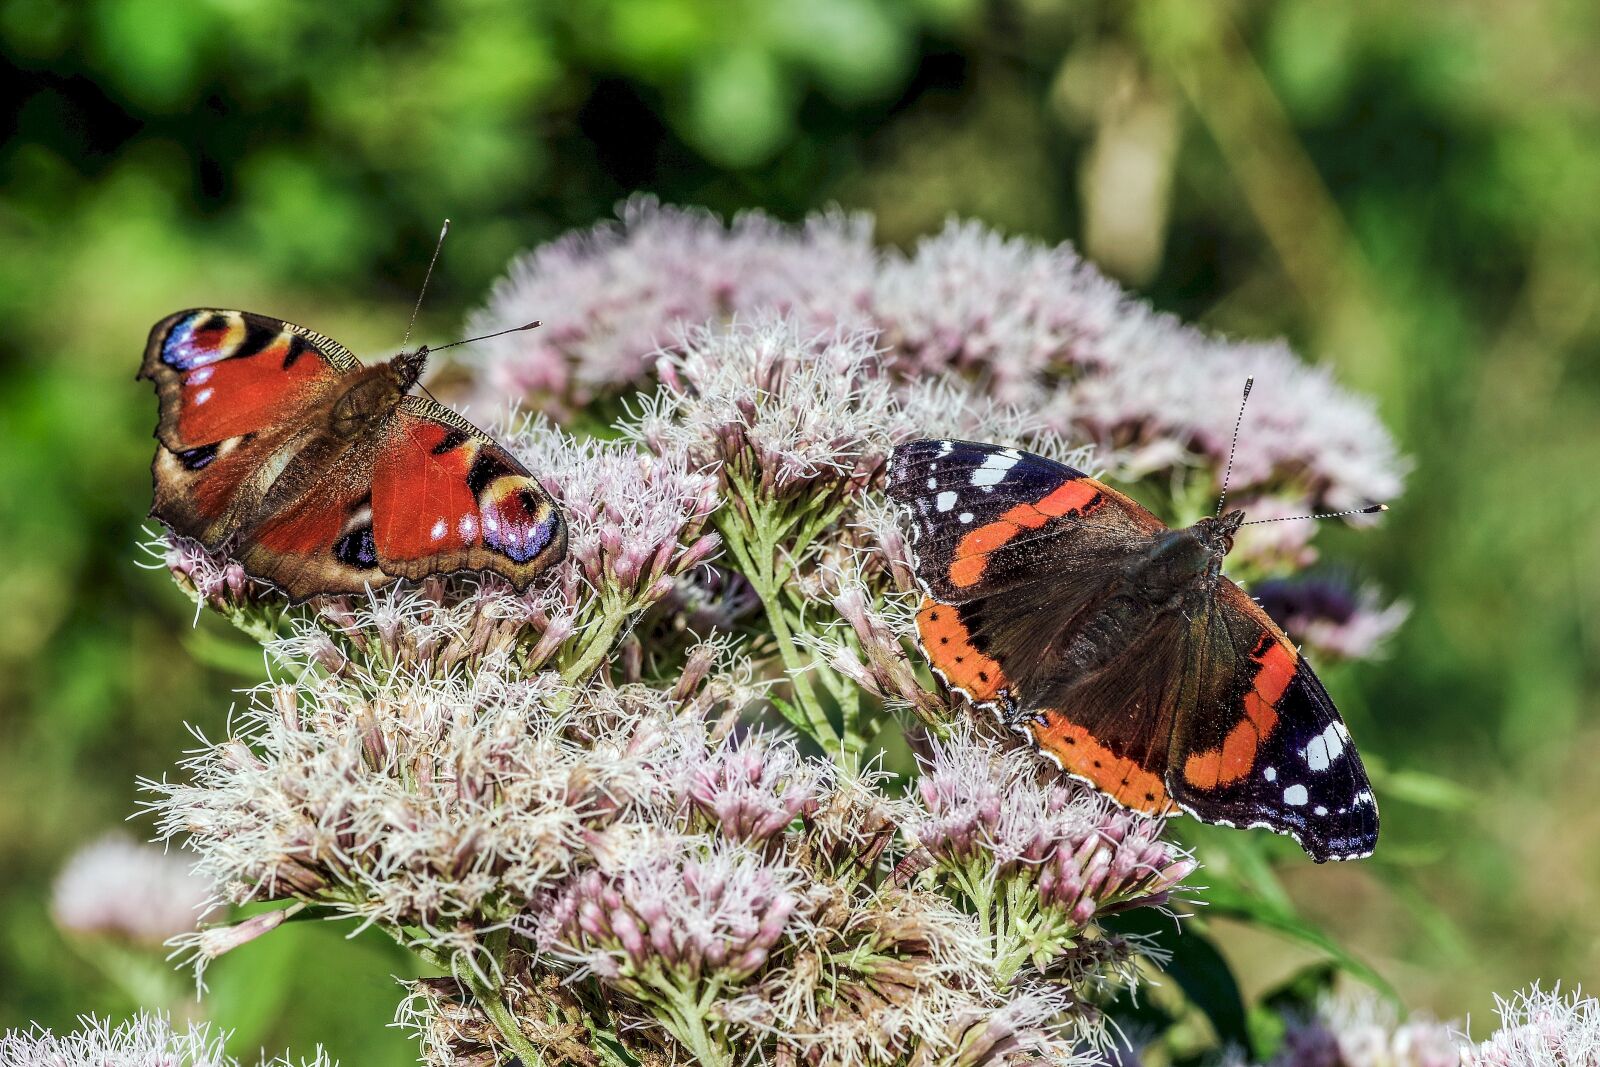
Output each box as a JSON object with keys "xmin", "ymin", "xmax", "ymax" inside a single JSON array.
[
  {"xmin": 140, "ymin": 309, "xmax": 357, "ymax": 451},
  {"xmin": 368, "ymin": 397, "xmax": 566, "ymax": 591}
]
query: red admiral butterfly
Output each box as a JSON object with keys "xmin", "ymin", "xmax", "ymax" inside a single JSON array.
[
  {"xmin": 141, "ymin": 309, "xmax": 566, "ymax": 602},
  {"xmin": 888, "ymin": 437, "xmax": 1381, "ymax": 862}
]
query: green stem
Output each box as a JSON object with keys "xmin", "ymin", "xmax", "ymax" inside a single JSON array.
[
  {"xmin": 559, "ymin": 598, "xmax": 629, "ymax": 685},
  {"xmin": 393, "ymin": 925, "xmax": 543, "ymax": 1067},
  {"xmin": 718, "ymin": 508, "xmax": 840, "ymax": 752},
  {"xmin": 461, "ymin": 929, "xmax": 545, "ymax": 1067},
  {"xmin": 463, "ymin": 965, "xmax": 545, "ymax": 1067},
  {"xmin": 657, "ymin": 982, "xmax": 730, "ymax": 1067}
]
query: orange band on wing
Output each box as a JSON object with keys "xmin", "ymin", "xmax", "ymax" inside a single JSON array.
[
  {"xmin": 1029, "ymin": 712, "xmax": 1176, "ymax": 815},
  {"xmin": 949, "ymin": 479, "xmax": 1103, "ymax": 588},
  {"xmin": 916, "ymin": 599, "xmax": 1008, "ymax": 703},
  {"xmin": 1182, "ymin": 638, "xmax": 1296, "ymax": 789}
]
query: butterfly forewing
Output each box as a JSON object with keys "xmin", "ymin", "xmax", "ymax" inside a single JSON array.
[{"xmin": 1166, "ymin": 583, "xmax": 1379, "ymax": 861}]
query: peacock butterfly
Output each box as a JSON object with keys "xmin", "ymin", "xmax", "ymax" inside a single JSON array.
[{"xmin": 141, "ymin": 308, "xmax": 566, "ymax": 603}]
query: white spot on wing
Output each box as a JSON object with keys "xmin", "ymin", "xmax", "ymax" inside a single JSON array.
[
  {"xmin": 958, "ymin": 512, "xmax": 973, "ymax": 524},
  {"xmin": 1284, "ymin": 784, "xmax": 1309, "ymax": 806},
  {"xmin": 935, "ymin": 491, "xmax": 958, "ymax": 512},
  {"xmin": 1263, "ymin": 766, "xmax": 1277, "ymax": 782},
  {"xmin": 458, "ymin": 515, "xmax": 477, "ymax": 540},
  {"xmin": 926, "ymin": 477, "xmax": 937, "ymax": 489},
  {"xmin": 969, "ymin": 453, "xmax": 1018, "ymax": 487},
  {"xmin": 429, "ymin": 519, "xmax": 447, "ymax": 541},
  {"xmin": 1314, "ymin": 805, "xmax": 1329, "ymax": 816},
  {"xmin": 194, "ymin": 387, "xmax": 214, "ymax": 405},
  {"xmin": 1304, "ymin": 723, "xmax": 1345, "ymax": 772}
]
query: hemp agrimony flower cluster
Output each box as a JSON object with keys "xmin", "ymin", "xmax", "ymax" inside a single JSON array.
[{"xmin": 120, "ymin": 201, "xmax": 1423, "ymax": 1066}]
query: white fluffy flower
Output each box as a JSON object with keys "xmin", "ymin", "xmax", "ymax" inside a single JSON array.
[{"xmin": 0, "ymin": 1012, "xmax": 332, "ymax": 1067}]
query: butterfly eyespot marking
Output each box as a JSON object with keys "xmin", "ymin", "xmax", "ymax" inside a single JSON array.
[
  {"xmin": 465, "ymin": 450, "xmax": 518, "ymax": 494},
  {"xmin": 178, "ymin": 444, "xmax": 218, "ymax": 470},
  {"xmin": 333, "ymin": 526, "xmax": 378, "ymax": 568}
]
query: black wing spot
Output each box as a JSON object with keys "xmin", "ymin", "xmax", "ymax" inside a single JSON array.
[
  {"xmin": 200, "ymin": 312, "xmax": 230, "ymax": 332},
  {"xmin": 1145, "ymin": 792, "xmax": 1156, "ymax": 801},
  {"xmin": 466, "ymin": 450, "xmax": 517, "ymax": 494},
  {"xmin": 939, "ymin": 637, "xmax": 949, "ymax": 644},
  {"xmin": 1093, "ymin": 760, "xmax": 1102, "ymax": 768},
  {"xmin": 977, "ymin": 671, "xmax": 989, "ymax": 682},
  {"xmin": 929, "ymin": 610, "xmax": 941, "ymax": 621},
  {"xmin": 177, "ymin": 444, "xmax": 218, "ymax": 470},
  {"xmin": 283, "ymin": 335, "xmax": 311, "ymax": 369},
  {"xmin": 333, "ymin": 526, "xmax": 378, "ymax": 568},
  {"xmin": 431, "ymin": 428, "xmax": 469, "ymax": 455},
  {"xmin": 233, "ymin": 319, "xmax": 280, "ymax": 360}
]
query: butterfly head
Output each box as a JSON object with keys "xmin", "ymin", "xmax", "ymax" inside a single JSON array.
[
  {"xmin": 1192, "ymin": 509, "xmax": 1245, "ymax": 560},
  {"xmin": 391, "ymin": 348, "xmax": 429, "ymax": 392}
]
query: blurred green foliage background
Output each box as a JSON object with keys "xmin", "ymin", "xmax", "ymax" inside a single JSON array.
[{"xmin": 2, "ymin": 0, "xmax": 1597, "ymax": 1059}]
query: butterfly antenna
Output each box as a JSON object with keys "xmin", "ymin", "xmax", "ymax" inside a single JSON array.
[
  {"xmin": 1216, "ymin": 376, "xmax": 1253, "ymax": 516},
  {"xmin": 1240, "ymin": 503, "xmax": 1388, "ymax": 526},
  {"xmin": 403, "ymin": 218, "xmax": 450, "ymax": 349},
  {"xmin": 424, "ymin": 320, "xmax": 541, "ymax": 355}
]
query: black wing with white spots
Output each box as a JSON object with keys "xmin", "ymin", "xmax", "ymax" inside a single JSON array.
[{"xmin": 1167, "ymin": 582, "xmax": 1380, "ymax": 862}]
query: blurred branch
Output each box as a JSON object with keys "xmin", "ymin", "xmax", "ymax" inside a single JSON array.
[{"xmin": 1135, "ymin": 0, "xmax": 1398, "ymax": 395}]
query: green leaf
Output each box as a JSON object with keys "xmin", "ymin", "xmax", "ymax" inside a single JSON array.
[
  {"xmin": 181, "ymin": 623, "xmax": 270, "ymax": 678},
  {"xmin": 1107, "ymin": 910, "xmax": 1250, "ymax": 1051},
  {"xmin": 1200, "ymin": 883, "xmax": 1396, "ymax": 1001}
]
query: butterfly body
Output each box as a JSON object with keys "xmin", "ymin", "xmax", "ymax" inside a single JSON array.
[
  {"xmin": 888, "ymin": 440, "xmax": 1378, "ymax": 862},
  {"xmin": 142, "ymin": 309, "xmax": 565, "ymax": 602}
]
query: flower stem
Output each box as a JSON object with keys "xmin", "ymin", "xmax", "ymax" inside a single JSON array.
[
  {"xmin": 559, "ymin": 597, "xmax": 629, "ymax": 685},
  {"xmin": 461, "ymin": 930, "xmax": 546, "ymax": 1067},
  {"xmin": 717, "ymin": 506, "xmax": 841, "ymax": 752},
  {"xmin": 463, "ymin": 966, "xmax": 545, "ymax": 1067}
]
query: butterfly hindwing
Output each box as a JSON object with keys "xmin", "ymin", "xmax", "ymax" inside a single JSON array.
[
  {"xmin": 235, "ymin": 480, "xmax": 388, "ymax": 598},
  {"xmin": 369, "ymin": 397, "xmax": 565, "ymax": 587},
  {"xmin": 1166, "ymin": 582, "xmax": 1379, "ymax": 861}
]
